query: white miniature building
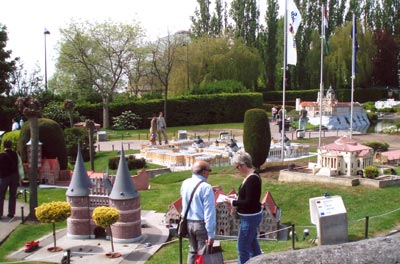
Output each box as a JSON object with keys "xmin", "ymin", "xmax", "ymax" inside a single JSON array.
[
  {"xmin": 299, "ymin": 86, "xmax": 370, "ymax": 130},
  {"xmin": 311, "ymin": 136, "xmax": 374, "ymax": 176}
]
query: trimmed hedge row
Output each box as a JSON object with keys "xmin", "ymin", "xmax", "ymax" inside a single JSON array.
[{"xmin": 75, "ymin": 93, "xmax": 263, "ymax": 129}]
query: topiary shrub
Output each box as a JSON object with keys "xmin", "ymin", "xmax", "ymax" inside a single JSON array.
[
  {"xmin": 364, "ymin": 166, "xmax": 379, "ymax": 179},
  {"xmin": 0, "ymin": 130, "xmax": 20, "ymax": 152},
  {"xmin": 17, "ymin": 118, "xmax": 68, "ymax": 170},
  {"xmin": 108, "ymin": 155, "xmax": 146, "ymax": 170},
  {"xmin": 243, "ymin": 108, "xmax": 271, "ymax": 169},
  {"xmin": 64, "ymin": 127, "xmax": 94, "ymax": 162}
]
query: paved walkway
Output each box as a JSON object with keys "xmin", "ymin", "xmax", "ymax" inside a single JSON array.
[{"xmin": 95, "ymin": 123, "xmax": 359, "ymax": 152}]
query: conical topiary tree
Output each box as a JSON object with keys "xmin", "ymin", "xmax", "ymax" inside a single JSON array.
[{"xmin": 243, "ymin": 108, "xmax": 271, "ymax": 170}]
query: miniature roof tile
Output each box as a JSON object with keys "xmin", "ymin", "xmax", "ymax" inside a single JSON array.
[
  {"xmin": 109, "ymin": 147, "xmax": 139, "ymax": 200},
  {"xmin": 66, "ymin": 145, "xmax": 92, "ymax": 197}
]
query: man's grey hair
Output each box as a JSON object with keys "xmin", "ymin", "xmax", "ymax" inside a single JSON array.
[
  {"xmin": 192, "ymin": 162, "xmax": 209, "ymax": 174},
  {"xmin": 232, "ymin": 150, "xmax": 253, "ymax": 168}
]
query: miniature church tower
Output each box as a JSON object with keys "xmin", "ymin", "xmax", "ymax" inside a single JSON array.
[
  {"xmin": 109, "ymin": 148, "xmax": 142, "ymax": 242},
  {"xmin": 66, "ymin": 146, "xmax": 92, "ymax": 239}
]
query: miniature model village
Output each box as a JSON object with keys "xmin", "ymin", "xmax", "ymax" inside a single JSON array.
[{"xmin": 23, "ymin": 86, "xmax": 399, "ymax": 243}]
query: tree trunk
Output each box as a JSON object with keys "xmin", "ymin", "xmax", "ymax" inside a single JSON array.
[
  {"xmin": 28, "ymin": 117, "xmax": 39, "ymax": 221},
  {"xmin": 52, "ymin": 222, "xmax": 57, "ymax": 249},
  {"xmin": 88, "ymin": 127, "xmax": 94, "ymax": 171},
  {"xmin": 102, "ymin": 96, "xmax": 110, "ymax": 129},
  {"xmin": 68, "ymin": 112, "xmax": 73, "ymax": 128}
]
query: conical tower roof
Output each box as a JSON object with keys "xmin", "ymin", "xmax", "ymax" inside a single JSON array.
[
  {"xmin": 109, "ymin": 147, "xmax": 139, "ymax": 200},
  {"xmin": 66, "ymin": 145, "xmax": 92, "ymax": 196}
]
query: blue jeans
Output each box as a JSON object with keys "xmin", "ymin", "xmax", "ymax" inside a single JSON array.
[{"xmin": 237, "ymin": 212, "xmax": 262, "ymax": 264}]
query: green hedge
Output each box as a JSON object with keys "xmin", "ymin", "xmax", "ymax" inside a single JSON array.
[{"xmin": 75, "ymin": 93, "xmax": 263, "ymax": 129}]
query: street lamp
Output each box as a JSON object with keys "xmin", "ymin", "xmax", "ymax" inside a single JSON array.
[{"xmin": 44, "ymin": 28, "xmax": 50, "ymax": 92}]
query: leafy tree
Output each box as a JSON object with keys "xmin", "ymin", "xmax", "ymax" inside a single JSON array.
[
  {"xmin": 191, "ymin": 0, "xmax": 211, "ymax": 36},
  {"xmin": 57, "ymin": 20, "xmax": 144, "ymax": 128},
  {"xmin": 210, "ymin": 0, "xmax": 224, "ymax": 36},
  {"xmin": 35, "ymin": 201, "xmax": 71, "ymax": 251},
  {"xmin": 152, "ymin": 32, "xmax": 184, "ymax": 119},
  {"xmin": 258, "ymin": 0, "xmax": 279, "ymax": 89},
  {"xmin": 230, "ymin": 0, "xmax": 259, "ymax": 47},
  {"xmin": 0, "ymin": 24, "xmax": 18, "ymax": 96},
  {"xmin": 92, "ymin": 206, "xmax": 120, "ymax": 255}
]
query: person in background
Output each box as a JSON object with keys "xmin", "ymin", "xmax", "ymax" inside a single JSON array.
[
  {"xmin": 19, "ymin": 118, "xmax": 24, "ymax": 129},
  {"xmin": 271, "ymin": 105, "xmax": 278, "ymax": 123},
  {"xmin": 156, "ymin": 112, "xmax": 168, "ymax": 145},
  {"xmin": 0, "ymin": 139, "xmax": 20, "ymax": 219},
  {"xmin": 225, "ymin": 151, "xmax": 263, "ymax": 264},
  {"xmin": 11, "ymin": 118, "xmax": 19, "ymax": 131},
  {"xmin": 149, "ymin": 113, "xmax": 157, "ymax": 145},
  {"xmin": 180, "ymin": 160, "xmax": 216, "ymax": 264}
]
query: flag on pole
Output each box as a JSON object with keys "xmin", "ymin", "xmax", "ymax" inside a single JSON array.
[
  {"xmin": 323, "ymin": 7, "xmax": 329, "ymax": 55},
  {"xmin": 287, "ymin": 0, "xmax": 302, "ymax": 65},
  {"xmin": 350, "ymin": 15, "xmax": 358, "ymax": 73}
]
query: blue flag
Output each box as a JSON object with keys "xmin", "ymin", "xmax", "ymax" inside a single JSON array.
[{"xmin": 350, "ymin": 15, "xmax": 358, "ymax": 73}]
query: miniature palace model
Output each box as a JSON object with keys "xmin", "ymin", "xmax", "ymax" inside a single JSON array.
[{"xmin": 298, "ymin": 86, "xmax": 370, "ymax": 131}]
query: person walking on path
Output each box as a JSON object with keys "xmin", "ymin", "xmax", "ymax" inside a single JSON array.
[
  {"xmin": 149, "ymin": 113, "xmax": 158, "ymax": 145},
  {"xmin": 225, "ymin": 151, "xmax": 263, "ymax": 264},
  {"xmin": 0, "ymin": 139, "xmax": 20, "ymax": 219},
  {"xmin": 180, "ymin": 160, "xmax": 216, "ymax": 264},
  {"xmin": 156, "ymin": 112, "xmax": 168, "ymax": 145}
]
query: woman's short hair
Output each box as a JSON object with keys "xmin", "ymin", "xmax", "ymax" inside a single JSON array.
[{"xmin": 232, "ymin": 150, "xmax": 253, "ymax": 168}]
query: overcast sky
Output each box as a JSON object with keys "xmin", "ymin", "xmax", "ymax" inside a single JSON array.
[{"xmin": 2, "ymin": 0, "xmax": 281, "ymax": 79}]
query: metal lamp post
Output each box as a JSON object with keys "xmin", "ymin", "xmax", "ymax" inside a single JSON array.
[{"xmin": 44, "ymin": 28, "xmax": 50, "ymax": 92}]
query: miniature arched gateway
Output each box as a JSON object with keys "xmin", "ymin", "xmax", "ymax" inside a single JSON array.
[{"xmin": 66, "ymin": 146, "xmax": 142, "ymax": 242}]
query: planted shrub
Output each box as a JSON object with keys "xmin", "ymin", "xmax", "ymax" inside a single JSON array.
[
  {"xmin": 364, "ymin": 166, "xmax": 379, "ymax": 179},
  {"xmin": 0, "ymin": 130, "xmax": 20, "ymax": 152},
  {"xmin": 108, "ymin": 155, "xmax": 146, "ymax": 170},
  {"xmin": 243, "ymin": 108, "xmax": 271, "ymax": 169},
  {"xmin": 112, "ymin": 110, "xmax": 142, "ymax": 130},
  {"xmin": 363, "ymin": 142, "xmax": 389, "ymax": 152}
]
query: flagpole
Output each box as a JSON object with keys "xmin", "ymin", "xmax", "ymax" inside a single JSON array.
[
  {"xmin": 281, "ymin": 0, "xmax": 288, "ymax": 161},
  {"xmin": 318, "ymin": 5, "xmax": 324, "ymax": 148},
  {"xmin": 350, "ymin": 13, "xmax": 356, "ymax": 139}
]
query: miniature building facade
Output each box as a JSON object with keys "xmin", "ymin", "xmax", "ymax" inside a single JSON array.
[
  {"xmin": 66, "ymin": 147, "xmax": 142, "ymax": 242},
  {"xmin": 316, "ymin": 136, "xmax": 374, "ymax": 176},
  {"xmin": 166, "ymin": 188, "xmax": 280, "ymax": 239},
  {"xmin": 299, "ymin": 86, "xmax": 370, "ymax": 130}
]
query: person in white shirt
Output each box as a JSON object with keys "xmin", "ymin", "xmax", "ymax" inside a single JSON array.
[{"xmin": 11, "ymin": 119, "xmax": 19, "ymax": 131}]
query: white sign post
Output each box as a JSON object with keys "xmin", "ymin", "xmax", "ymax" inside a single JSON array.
[{"xmin": 309, "ymin": 195, "xmax": 348, "ymax": 245}]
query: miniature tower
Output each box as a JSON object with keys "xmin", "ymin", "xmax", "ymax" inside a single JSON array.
[
  {"xmin": 66, "ymin": 146, "xmax": 92, "ymax": 239},
  {"xmin": 109, "ymin": 147, "xmax": 142, "ymax": 242}
]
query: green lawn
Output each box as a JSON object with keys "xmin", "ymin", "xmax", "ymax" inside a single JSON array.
[
  {"xmin": 104, "ymin": 122, "xmax": 244, "ymax": 141},
  {"xmin": 1, "ymin": 123, "xmax": 400, "ymax": 263},
  {"xmin": 2, "ymin": 165, "xmax": 399, "ymax": 263}
]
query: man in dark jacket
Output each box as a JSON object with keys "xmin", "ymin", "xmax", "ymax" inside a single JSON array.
[{"xmin": 0, "ymin": 139, "xmax": 20, "ymax": 218}]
